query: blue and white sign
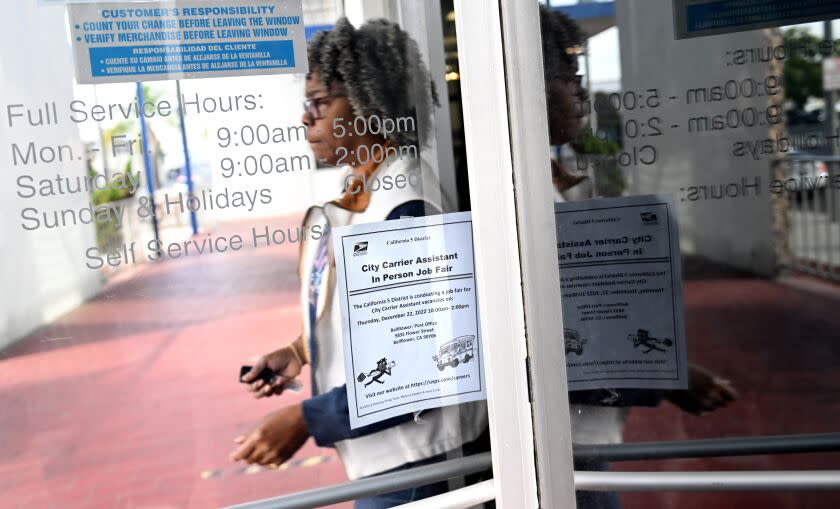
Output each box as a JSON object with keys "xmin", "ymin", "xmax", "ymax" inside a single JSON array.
[
  {"xmin": 674, "ymin": 0, "xmax": 840, "ymax": 40},
  {"xmin": 41, "ymin": 1, "xmax": 117, "ymax": 4},
  {"xmin": 68, "ymin": 1, "xmax": 307, "ymax": 84}
]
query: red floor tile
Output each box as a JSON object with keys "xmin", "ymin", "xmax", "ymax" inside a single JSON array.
[{"xmin": 0, "ymin": 217, "xmax": 350, "ymax": 509}]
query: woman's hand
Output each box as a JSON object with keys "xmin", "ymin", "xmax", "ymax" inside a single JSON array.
[
  {"xmin": 230, "ymin": 404, "xmax": 310, "ymax": 466},
  {"xmin": 666, "ymin": 364, "xmax": 738, "ymax": 416},
  {"xmin": 242, "ymin": 343, "xmax": 305, "ymax": 399}
]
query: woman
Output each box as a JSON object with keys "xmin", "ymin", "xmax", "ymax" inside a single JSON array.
[
  {"xmin": 541, "ymin": 6, "xmax": 593, "ymax": 203},
  {"xmin": 232, "ymin": 18, "xmax": 488, "ymax": 508},
  {"xmin": 540, "ymin": 6, "xmax": 738, "ymax": 509}
]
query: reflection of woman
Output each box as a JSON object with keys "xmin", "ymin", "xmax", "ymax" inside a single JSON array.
[
  {"xmin": 541, "ymin": 6, "xmax": 592, "ymax": 202},
  {"xmin": 233, "ymin": 18, "xmax": 487, "ymax": 508},
  {"xmin": 540, "ymin": 6, "xmax": 737, "ymax": 509}
]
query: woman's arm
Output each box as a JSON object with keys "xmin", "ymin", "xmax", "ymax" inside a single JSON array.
[
  {"xmin": 569, "ymin": 388, "xmax": 664, "ymax": 407},
  {"xmin": 302, "ymin": 385, "xmax": 415, "ymax": 446}
]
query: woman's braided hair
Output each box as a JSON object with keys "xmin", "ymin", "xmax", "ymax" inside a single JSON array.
[
  {"xmin": 539, "ymin": 5, "xmax": 585, "ymax": 84},
  {"xmin": 307, "ymin": 18, "xmax": 438, "ymax": 148}
]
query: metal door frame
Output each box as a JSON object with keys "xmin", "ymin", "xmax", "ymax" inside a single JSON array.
[{"xmin": 453, "ymin": 0, "xmax": 572, "ymax": 506}]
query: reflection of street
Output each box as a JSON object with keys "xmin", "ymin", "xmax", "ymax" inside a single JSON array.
[
  {"xmin": 621, "ymin": 259, "xmax": 840, "ymax": 509},
  {"xmin": 0, "ymin": 216, "xmax": 350, "ymax": 509},
  {"xmin": 789, "ymin": 208, "xmax": 840, "ymax": 273}
]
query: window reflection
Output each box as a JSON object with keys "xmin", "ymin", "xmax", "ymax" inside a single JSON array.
[{"xmin": 543, "ymin": 1, "xmax": 840, "ymax": 508}]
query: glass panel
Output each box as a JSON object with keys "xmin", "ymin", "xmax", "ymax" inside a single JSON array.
[
  {"xmin": 538, "ymin": 0, "xmax": 840, "ymax": 507},
  {"xmin": 0, "ymin": 1, "xmax": 491, "ymax": 508}
]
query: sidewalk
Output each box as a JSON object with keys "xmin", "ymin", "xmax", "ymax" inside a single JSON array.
[
  {"xmin": 3, "ymin": 224, "xmax": 840, "ymax": 508},
  {"xmin": 0, "ymin": 217, "xmax": 350, "ymax": 509}
]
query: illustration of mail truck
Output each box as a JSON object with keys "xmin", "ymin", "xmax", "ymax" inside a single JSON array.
[{"xmin": 433, "ymin": 335, "xmax": 475, "ymax": 371}]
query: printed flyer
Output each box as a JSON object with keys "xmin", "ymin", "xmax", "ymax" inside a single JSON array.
[
  {"xmin": 332, "ymin": 212, "xmax": 485, "ymax": 429},
  {"xmin": 555, "ymin": 194, "xmax": 688, "ymax": 391}
]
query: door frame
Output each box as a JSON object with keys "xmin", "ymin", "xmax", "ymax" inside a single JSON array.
[{"xmin": 455, "ymin": 0, "xmax": 577, "ymax": 507}]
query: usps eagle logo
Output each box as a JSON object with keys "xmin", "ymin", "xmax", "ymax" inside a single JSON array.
[
  {"xmin": 640, "ymin": 212, "xmax": 659, "ymax": 225},
  {"xmin": 353, "ymin": 241, "xmax": 368, "ymax": 256}
]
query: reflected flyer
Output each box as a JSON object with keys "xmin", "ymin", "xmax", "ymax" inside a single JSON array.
[{"xmin": 555, "ymin": 194, "xmax": 688, "ymax": 391}]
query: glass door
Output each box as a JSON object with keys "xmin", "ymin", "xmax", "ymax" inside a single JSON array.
[
  {"xmin": 1, "ymin": 1, "xmax": 538, "ymax": 508},
  {"xmin": 501, "ymin": 0, "xmax": 840, "ymax": 508}
]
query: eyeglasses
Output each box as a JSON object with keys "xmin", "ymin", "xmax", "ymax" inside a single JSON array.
[{"xmin": 303, "ymin": 94, "xmax": 344, "ymax": 120}]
